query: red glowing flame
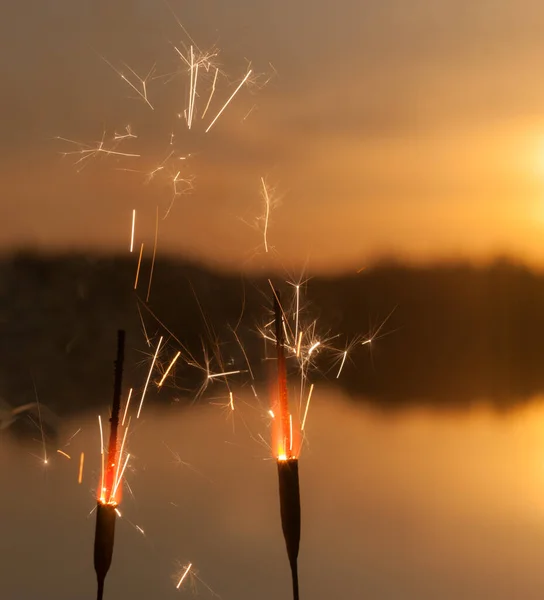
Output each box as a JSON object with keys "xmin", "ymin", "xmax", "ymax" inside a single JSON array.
[{"xmin": 271, "ymin": 291, "xmax": 300, "ymax": 460}]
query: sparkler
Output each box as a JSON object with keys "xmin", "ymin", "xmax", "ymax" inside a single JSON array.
[
  {"xmin": 273, "ymin": 291, "xmax": 301, "ymax": 600},
  {"xmin": 94, "ymin": 330, "xmax": 126, "ymax": 600},
  {"xmin": 53, "ymin": 10, "xmax": 400, "ymax": 596}
]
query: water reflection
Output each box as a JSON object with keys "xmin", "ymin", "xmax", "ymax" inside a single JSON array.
[{"xmin": 2, "ymin": 389, "xmax": 544, "ymax": 599}]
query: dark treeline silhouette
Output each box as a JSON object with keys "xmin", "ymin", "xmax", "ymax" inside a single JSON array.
[{"xmin": 1, "ymin": 252, "xmax": 543, "ymax": 420}]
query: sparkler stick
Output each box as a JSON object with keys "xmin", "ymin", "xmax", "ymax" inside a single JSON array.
[
  {"xmin": 94, "ymin": 330, "xmax": 125, "ymax": 600},
  {"xmin": 273, "ymin": 291, "xmax": 301, "ymax": 600}
]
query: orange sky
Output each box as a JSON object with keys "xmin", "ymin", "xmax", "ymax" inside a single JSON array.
[{"xmin": 3, "ymin": 1, "xmax": 544, "ymax": 272}]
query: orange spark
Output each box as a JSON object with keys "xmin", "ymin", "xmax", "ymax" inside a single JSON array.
[
  {"xmin": 158, "ymin": 351, "xmax": 181, "ymax": 387},
  {"xmin": 134, "ymin": 243, "xmax": 144, "ymax": 290},
  {"xmin": 78, "ymin": 452, "xmax": 85, "ymax": 484}
]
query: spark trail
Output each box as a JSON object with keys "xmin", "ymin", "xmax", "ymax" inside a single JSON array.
[{"xmin": 205, "ymin": 69, "xmax": 252, "ymax": 133}]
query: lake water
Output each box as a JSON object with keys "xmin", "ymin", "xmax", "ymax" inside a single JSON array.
[{"xmin": 2, "ymin": 389, "xmax": 544, "ymax": 599}]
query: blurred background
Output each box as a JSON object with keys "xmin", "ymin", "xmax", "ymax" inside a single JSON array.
[{"xmin": 4, "ymin": 1, "xmax": 544, "ymax": 598}]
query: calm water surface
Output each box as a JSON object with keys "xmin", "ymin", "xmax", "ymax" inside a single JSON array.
[{"xmin": 2, "ymin": 389, "xmax": 544, "ymax": 599}]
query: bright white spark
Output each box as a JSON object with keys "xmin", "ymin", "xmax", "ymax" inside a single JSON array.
[
  {"xmin": 201, "ymin": 67, "xmax": 219, "ymax": 119},
  {"xmin": 294, "ymin": 285, "xmax": 300, "ymax": 342},
  {"xmin": 121, "ymin": 388, "xmax": 133, "ymax": 427},
  {"xmin": 130, "ymin": 209, "xmax": 136, "ymax": 252},
  {"xmin": 137, "ymin": 336, "xmax": 164, "ymax": 418},
  {"xmin": 296, "ymin": 331, "xmax": 303, "ymax": 358},
  {"xmin": 289, "ymin": 414, "xmax": 293, "ymax": 452},
  {"xmin": 308, "ymin": 341, "xmax": 321, "ymax": 357},
  {"xmin": 301, "ymin": 384, "xmax": 314, "ymax": 431},
  {"xmin": 207, "ymin": 369, "xmax": 246, "ymax": 380},
  {"xmin": 336, "ymin": 350, "xmax": 348, "ymax": 379},
  {"xmin": 111, "ymin": 453, "xmax": 131, "ymax": 500},
  {"xmin": 176, "ymin": 563, "xmax": 193, "ymax": 589},
  {"xmin": 205, "ymin": 69, "xmax": 252, "ymax": 132},
  {"xmin": 111, "ymin": 422, "xmax": 130, "ymax": 502}
]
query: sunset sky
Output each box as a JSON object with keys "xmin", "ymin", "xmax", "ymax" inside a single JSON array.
[{"xmin": 3, "ymin": 1, "xmax": 544, "ymax": 272}]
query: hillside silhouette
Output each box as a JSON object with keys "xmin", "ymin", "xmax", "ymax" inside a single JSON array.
[{"xmin": 1, "ymin": 252, "xmax": 543, "ymax": 419}]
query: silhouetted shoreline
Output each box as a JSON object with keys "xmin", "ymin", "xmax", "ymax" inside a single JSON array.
[{"xmin": 1, "ymin": 251, "xmax": 543, "ymax": 418}]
